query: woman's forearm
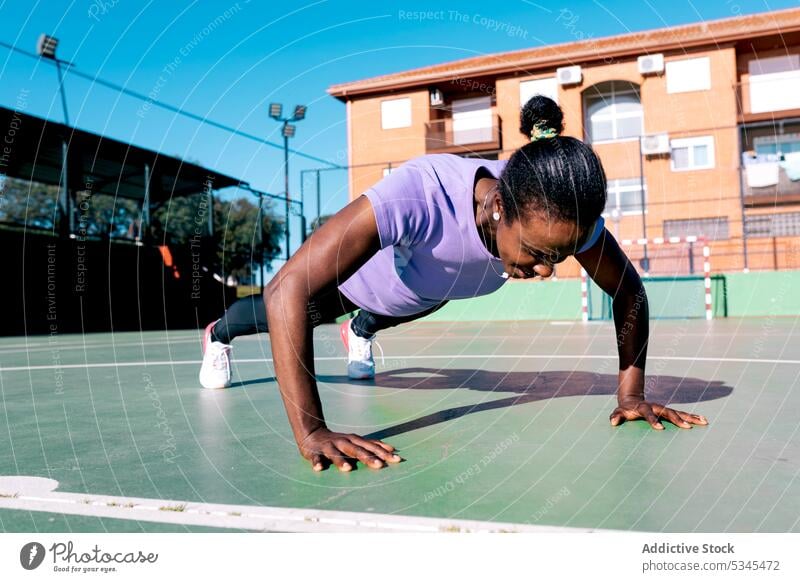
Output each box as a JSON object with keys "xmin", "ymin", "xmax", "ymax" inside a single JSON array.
[
  {"xmin": 265, "ymin": 285, "xmax": 327, "ymax": 446},
  {"xmin": 612, "ymin": 285, "xmax": 649, "ymax": 403}
]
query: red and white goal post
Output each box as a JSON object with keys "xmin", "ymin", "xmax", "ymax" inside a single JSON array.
[{"xmin": 580, "ymin": 235, "xmax": 713, "ymax": 322}]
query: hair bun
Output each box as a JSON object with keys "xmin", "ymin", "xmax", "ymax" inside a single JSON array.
[{"xmin": 520, "ymin": 95, "xmax": 564, "ymax": 138}]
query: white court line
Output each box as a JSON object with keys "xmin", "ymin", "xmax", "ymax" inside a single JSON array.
[
  {"xmin": 1, "ymin": 336, "xmax": 199, "ymax": 350},
  {"xmin": 0, "ymin": 476, "xmax": 612, "ymax": 533},
  {"xmin": 1, "ymin": 354, "xmax": 799, "ymax": 373},
  {"xmin": 0, "ymin": 338, "xmax": 201, "ymax": 355}
]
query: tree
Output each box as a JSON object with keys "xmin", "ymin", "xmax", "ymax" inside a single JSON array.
[
  {"xmin": 0, "ymin": 176, "xmax": 59, "ymax": 229},
  {"xmin": 1, "ymin": 175, "xmax": 284, "ymax": 286},
  {"xmin": 309, "ymin": 213, "xmax": 334, "ymax": 232},
  {"xmin": 150, "ymin": 193, "xmax": 283, "ymax": 285},
  {"xmin": 214, "ymin": 196, "xmax": 283, "ymax": 284}
]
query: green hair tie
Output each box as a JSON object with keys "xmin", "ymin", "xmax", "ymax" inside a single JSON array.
[{"xmin": 530, "ymin": 123, "xmax": 558, "ymax": 142}]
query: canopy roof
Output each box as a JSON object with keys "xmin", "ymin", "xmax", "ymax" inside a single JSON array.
[{"xmin": 0, "ymin": 106, "xmax": 240, "ymax": 201}]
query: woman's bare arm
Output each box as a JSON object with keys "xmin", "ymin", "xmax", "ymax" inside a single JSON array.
[
  {"xmin": 264, "ymin": 194, "xmax": 402, "ymax": 471},
  {"xmin": 576, "ymin": 229, "xmax": 707, "ymax": 430},
  {"xmin": 576, "ymin": 228, "xmax": 649, "ymax": 400}
]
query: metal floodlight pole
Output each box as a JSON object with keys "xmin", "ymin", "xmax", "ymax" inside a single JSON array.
[
  {"xmin": 257, "ymin": 190, "xmax": 265, "ymax": 294},
  {"xmin": 36, "ymin": 34, "xmax": 70, "ymax": 125},
  {"xmin": 270, "ymin": 103, "xmax": 306, "ymax": 263},
  {"xmin": 284, "ymin": 123, "xmax": 290, "ymax": 261},
  {"xmin": 638, "ymin": 135, "xmax": 650, "ymax": 274},
  {"xmin": 54, "ymin": 59, "xmax": 70, "ymax": 126}
]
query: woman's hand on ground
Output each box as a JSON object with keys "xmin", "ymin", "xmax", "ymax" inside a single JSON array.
[
  {"xmin": 299, "ymin": 427, "xmax": 402, "ymax": 472},
  {"xmin": 610, "ymin": 398, "xmax": 709, "ymax": 430}
]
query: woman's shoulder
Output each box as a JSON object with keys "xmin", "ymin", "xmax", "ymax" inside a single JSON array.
[{"xmin": 404, "ymin": 153, "xmax": 480, "ymax": 169}]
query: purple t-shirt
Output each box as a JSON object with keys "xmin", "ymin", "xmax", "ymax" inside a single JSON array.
[{"xmin": 337, "ymin": 154, "xmax": 604, "ymax": 317}]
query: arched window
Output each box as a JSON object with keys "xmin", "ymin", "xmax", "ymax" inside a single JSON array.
[{"xmin": 583, "ymin": 81, "xmax": 643, "ymax": 142}]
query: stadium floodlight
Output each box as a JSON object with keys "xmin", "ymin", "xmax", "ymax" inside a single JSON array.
[
  {"xmin": 269, "ymin": 103, "xmax": 283, "ymax": 119},
  {"xmin": 282, "ymin": 124, "xmax": 296, "ymax": 138},
  {"xmin": 292, "ymin": 105, "xmax": 307, "ymax": 121},
  {"xmin": 36, "ymin": 34, "xmax": 59, "ymax": 59}
]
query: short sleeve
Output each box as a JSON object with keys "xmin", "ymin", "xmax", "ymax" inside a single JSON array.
[
  {"xmin": 576, "ymin": 216, "xmax": 606, "ymax": 254},
  {"xmin": 363, "ymin": 163, "xmax": 430, "ymax": 250}
]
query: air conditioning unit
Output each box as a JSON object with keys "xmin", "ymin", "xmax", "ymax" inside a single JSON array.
[
  {"xmin": 429, "ymin": 88, "xmax": 444, "ymax": 107},
  {"xmin": 638, "ymin": 53, "xmax": 664, "ymax": 75},
  {"xmin": 557, "ymin": 65, "xmax": 582, "ymax": 86},
  {"xmin": 640, "ymin": 133, "xmax": 670, "ymax": 155}
]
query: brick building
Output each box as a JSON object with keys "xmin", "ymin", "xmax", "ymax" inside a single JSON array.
[{"xmin": 328, "ymin": 7, "xmax": 800, "ymax": 278}]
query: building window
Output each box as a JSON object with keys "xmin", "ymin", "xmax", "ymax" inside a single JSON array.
[
  {"xmin": 744, "ymin": 212, "xmax": 800, "ymax": 238},
  {"xmin": 520, "ymin": 77, "xmax": 558, "ymax": 106},
  {"xmin": 604, "ymin": 178, "xmax": 646, "ymax": 216},
  {"xmin": 664, "ymin": 216, "xmax": 729, "ymax": 240},
  {"xmin": 666, "ymin": 57, "xmax": 711, "ymax": 94},
  {"xmin": 381, "ymin": 98, "xmax": 412, "ymax": 129},
  {"xmin": 671, "ymin": 136, "xmax": 715, "ymax": 171},
  {"xmin": 583, "ymin": 81, "xmax": 642, "ymax": 143},
  {"xmin": 752, "ymin": 133, "xmax": 800, "ymax": 157}
]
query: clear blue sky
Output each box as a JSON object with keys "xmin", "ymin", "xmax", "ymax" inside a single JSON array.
[{"xmin": 0, "ymin": 0, "xmax": 795, "ymax": 266}]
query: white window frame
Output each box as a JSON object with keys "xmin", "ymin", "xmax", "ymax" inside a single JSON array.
[
  {"xmin": 666, "ymin": 57, "xmax": 711, "ymax": 94},
  {"xmin": 603, "ymin": 178, "xmax": 647, "ymax": 217},
  {"xmin": 519, "ymin": 77, "xmax": 558, "ymax": 107},
  {"xmin": 584, "ymin": 82, "xmax": 643, "ymax": 144},
  {"xmin": 670, "ymin": 136, "xmax": 715, "ymax": 172},
  {"xmin": 380, "ymin": 97, "xmax": 412, "ymax": 130}
]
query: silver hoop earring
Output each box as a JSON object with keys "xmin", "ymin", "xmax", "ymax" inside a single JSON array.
[{"xmin": 482, "ymin": 185, "xmax": 509, "ymax": 279}]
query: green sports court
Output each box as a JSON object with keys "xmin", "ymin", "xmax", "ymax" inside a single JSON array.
[{"xmin": 2, "ymin": 316, "xmax": 798, "ymax": 532}]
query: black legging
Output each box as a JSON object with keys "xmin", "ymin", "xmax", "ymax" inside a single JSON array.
[{"xmin": 210, "ymin": 286, "xmax": 449, "ymax": 344}]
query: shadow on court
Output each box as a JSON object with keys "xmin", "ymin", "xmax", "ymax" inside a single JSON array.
[{"xmin": 237, "ymin": 367, "xmax": 732, "ymax": 439}]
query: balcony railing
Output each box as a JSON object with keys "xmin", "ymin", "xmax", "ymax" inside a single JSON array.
[
  {"xmin": 741, "ymin": 161, "xmax": 800, "ymax": 206},
  {"xmin": 425, "ymin": 114, "xmax": 501, "ymax": 153}
]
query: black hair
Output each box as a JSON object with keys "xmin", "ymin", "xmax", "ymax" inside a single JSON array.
[{"xmin": 498, "ymin": 95, "xmax": 607, "ymax": 235}]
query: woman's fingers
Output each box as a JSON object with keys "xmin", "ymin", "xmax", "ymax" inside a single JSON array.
[
  {"xmin": 640, "ymin": 404, "xmax": 664, "ymax": 430},
  {"xmin": 350, "ymin": 435, "xmax": 402, "ymax": 464},
  {"xmin": 310, "ymin": 453, "xmax": 326, "ymax": 472},
  {"xmin": 336, "ymin": 439, "xmax": 384, "ymax": 470},
  {"xmin": 676, "ymin": 410, "xmax": 709, "ymax": 425},
  {"xmin": 611, "ymin": 401, "xmax": 708, "ymax": 431},
  {"xmin": 370, "ymin": 439, "xmax": 396, "ymax": 453},
  {"xmin": 322, "ymin": 444, "xmax": 353, "ymax": 472},
  {"xmin": 303, "ymin": 433, "xmax": 402, "ymax": 472},
  {"xmin": 651, "ymin": 404, "xmax": 692, "ymax": 429},
  {"xmin": 665, "ymin": 408, "xmax": 693, "ymax": 429},
  {"xmin": 609, "ymin": 408, "xmax": 625, "ymax": 426}
]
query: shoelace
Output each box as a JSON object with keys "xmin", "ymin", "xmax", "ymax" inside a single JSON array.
[
  {"xmin": 351, "ymin": 335, "xmax": 385, "ymax": 367},
  {"xmin": 211, "ymin": 345, "xmax": 231, "ymax": 371}
]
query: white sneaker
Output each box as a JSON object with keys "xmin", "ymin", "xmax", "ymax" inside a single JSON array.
[
  {"xmin": 339, "ymin": 319, "xmax": 383, "ymax": 380},
  {"xmin": 199, "ymin": 320, "xmax": 232, "ymax": 389}
]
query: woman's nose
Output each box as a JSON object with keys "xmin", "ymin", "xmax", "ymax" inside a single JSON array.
[{"xmin": 533, "ymin": 263, "xmax": 554, "ymax": 278}]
